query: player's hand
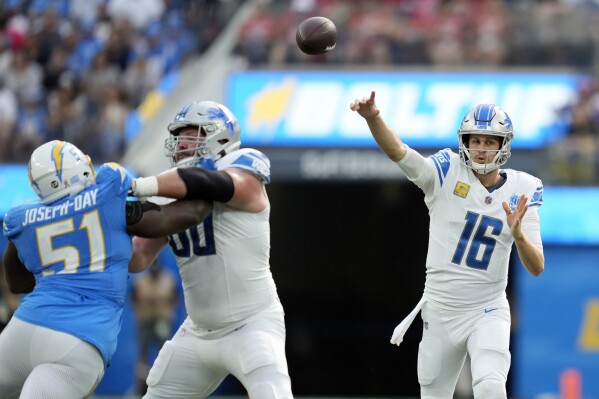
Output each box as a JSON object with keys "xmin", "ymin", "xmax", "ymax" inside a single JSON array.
[
  {"xmin": 350, "ymin": 91, "xmax": 380, "ymax": 120},
  {"xmin": 502, "ymin": 194, "xmax": 528, "ymax": 240}
]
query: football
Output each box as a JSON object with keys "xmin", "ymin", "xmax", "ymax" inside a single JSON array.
[{"xmin": 296, "ymin": 16, "xmax": 337, "ymax": 55}]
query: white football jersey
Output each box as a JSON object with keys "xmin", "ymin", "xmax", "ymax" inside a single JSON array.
[
  {"xmin": 167, "ymin": 149, "xmax": 280, "ymax": 331},
  {"xmin": 397, "ymin": 147, "xmax": 543, "ymax": 311}
]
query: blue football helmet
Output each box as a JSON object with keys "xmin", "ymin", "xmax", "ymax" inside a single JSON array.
[{"xmin": 458, "ymin": 104, "xmax": 514, "ymax": 174}]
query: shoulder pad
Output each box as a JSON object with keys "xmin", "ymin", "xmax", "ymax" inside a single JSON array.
[
  {"xmin": 218, "ymin": 149, "xmax": 271, "ymax": 184},
  {"xmin": 508, "ymin": 171, "xmax": 544, "ymax": 208},
  {"xmin": 2, "ymin": 214, "xmax": 9, "ymax": 237},
  {"xmin": 97, "ymin": 163, "xmax": 134, "ymax": 194},
  {"xmin": 428, "ymin": 148, "xmax": 453, "ymax": 183},
  {"xmin": 2, "ymin": 204, "xmax": 31, "ymax": 238},
  {"xmin": 101, "ymin": 162, "xmax": 130, "ymax": 183},
  {"xmin": 530, "ymin": 184, "xmax": 544, "ymax": 207},
  {"xmin": 527, "ymin": 175, "xmax": 544, "ymax": 207}
]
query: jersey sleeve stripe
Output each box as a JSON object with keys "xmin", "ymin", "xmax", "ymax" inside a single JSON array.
[
  {"xmin": 429, "ymin": 150, "xmax": 451, "ymax": 188},
  {"xmin": 431, "ymin": 156, "xmax": 445, "ymax": 187}
]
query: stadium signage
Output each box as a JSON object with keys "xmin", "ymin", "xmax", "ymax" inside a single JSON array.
[{"xmin": 228, "ymin": 71, "xmax": 580, "ymax": 148}]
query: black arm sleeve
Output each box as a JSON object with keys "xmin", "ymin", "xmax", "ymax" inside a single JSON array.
[
  {"xmin": 176, "ymin": 167, "xmax": 235, "ymax": 202},
  {"xmin": 126, "ymin": 200, "xmax": 160, "ymax": 225}
]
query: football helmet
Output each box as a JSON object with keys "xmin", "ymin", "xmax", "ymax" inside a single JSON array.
[
  {"xmin": 458, "ymin": 104, "xmax": 514, "ymax": 174},
  {"xmin": 164, "ymin": 100, "xmax": 241, "ymax": 167},
  {"xmin": 28, "ymin": 140, "xmax": 96, "ymax": 204}
]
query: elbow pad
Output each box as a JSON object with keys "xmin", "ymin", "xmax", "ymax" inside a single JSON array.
[{"xmin": 177, "ymin": 167, "xmax": 234, "ymax": 202}]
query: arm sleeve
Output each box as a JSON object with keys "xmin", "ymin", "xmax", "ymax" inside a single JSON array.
[
  {"xmin": 176, "ymin": 167, "xmax": 235, "ymax": 202},
  {"xmin": 126, "ymin": 201, "xmax": 160, "ymax": 225}
]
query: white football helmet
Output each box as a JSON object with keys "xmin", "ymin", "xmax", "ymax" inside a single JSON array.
[
  {"xmin": 164, "ymin": 100, "xmax": 241, "ymax": 167},
  {"xmin": 458, "ymin": 104, "xmax": 514, "ymax": 174},
  {"xmin": 28, "ymin": 140, "xmax": 96, "ymax": 204}
]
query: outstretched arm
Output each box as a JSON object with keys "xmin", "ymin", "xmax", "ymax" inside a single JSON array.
[
  {"xmin": 131, "ymin": 167, "xmax": 234, "ymax": 202},
  {"xmin": 350, "ymin": 91, "xmax": 408, "ymax": 162},
  {"xmin": 126, "ymin": 199, "xmax": 212, "ymax": 273},
  {"xmin": 130, "ymin": 166, "xmax": 267, "ymax": 213},
  {"xmin": 502, "ymin": 194, "xmax": 544, "ymax": 276},
  {"xmin": 126, "ymin": 199, "xmax": 212, "ymax": 238},
  {"xmin": 2, "ymin": 241, "xmax": 35, "ymax": 293}
]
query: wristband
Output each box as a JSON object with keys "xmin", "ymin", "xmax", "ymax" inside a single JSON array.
[{"xmin": 130, "ymin": 176, "xmax": 158, "ymax": 197}]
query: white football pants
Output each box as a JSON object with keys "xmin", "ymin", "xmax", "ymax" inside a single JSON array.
[
  {"xmin": 143, "ymin": 304, "xmax": 293, "ymax": 399},
  {"xmin": 418, "ymin": 301, "xmax": 511, "ymax": 399},
  {"xmin": 0, "ymin": 317, "xmax": 104, "ymax": 399}
]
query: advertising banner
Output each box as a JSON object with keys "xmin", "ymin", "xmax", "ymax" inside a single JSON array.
[{"xmin": 228, "ymin": 70, "xmax": 580, "ymax": 149}]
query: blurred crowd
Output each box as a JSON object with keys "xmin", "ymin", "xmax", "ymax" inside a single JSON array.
[
  {"xmin": 0, "ymin": 0, "xmax": 242, "ymax": 164},
  {"xmin": 1, "ymin": 0, "xmax": 599, "ymax": 185},
  {"xmin": 234, "ymin": 0, "xmax": 599, "ymax": 185},
  {"xmin": 548, "ymin": 76, "xmax": 599, "ymax": 185},
  {"xmin": 235, "ymin": 0, "xmax": 599, "ymax": 67}
]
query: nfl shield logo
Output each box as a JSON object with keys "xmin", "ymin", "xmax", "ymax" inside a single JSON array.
[{"xmin": 485, "ymin": 196, "xmax": 492, "ymax": 204}]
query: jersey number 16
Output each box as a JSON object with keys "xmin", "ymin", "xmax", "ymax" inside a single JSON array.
[{"xmin": 451, "ymin": 211, "xmax": 503, "ymax": 270}]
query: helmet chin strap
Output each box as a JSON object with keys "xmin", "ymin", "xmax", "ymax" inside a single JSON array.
[
  {"xmin": 175, "ymin": 156, "xmax": 198, "ymax": 168},
  {"xmin": 470, "ymin": 161, "xmax": 498, "ymax": 174},
  {"xmin": 174, "ymin": 156, "xmax": 217, "ymax": 170}
]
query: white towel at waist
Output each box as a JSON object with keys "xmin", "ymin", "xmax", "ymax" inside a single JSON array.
[{"xmin": 390, "ymin": 296, "xmax": 426, "ymax": 346}]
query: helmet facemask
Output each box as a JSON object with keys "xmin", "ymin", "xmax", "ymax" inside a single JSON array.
[
  {"xmin": 165, "ymin": 127, "xmax": 207, "ymax": 168},
  {"xmin": 457, "ymin": 104, "xmax": 514, "ymax": 175},
  {"xmin": 165, "ymin": 101, "xmax": 241, "ymax": 168}
]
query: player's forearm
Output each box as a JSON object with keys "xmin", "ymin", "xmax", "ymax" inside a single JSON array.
[
  {"xmin": 128, "ymin": 248, "xmax": 154, "ymax": 273},
  {"xmin": 2, "ymin": 242, "xmax": 35, "ymax": 293},
  {"xmin": 514, "ymin": 236, "xmax": 544, "ymax": 277},
  {"xmin": 128, "ymin": 199, "xmax": 211, "ymax": 238},
  {"xmin": 129, "ymin": 237, "xmax": 167, "ymax": 273},
  {"xmin": 131, "ymin": 168, "xmax": 234, "ymax": 202},
  {"xmin": 156, "ymin": 171, "xmax": 188, "ymax": 198},
  {"xmin": 160, "ymin": 199, "xmax": 212, "ymax": 232},
  {"xmin": 130, "ymin": 169, "xmax": 187, "ymax": 199},
  {"xmin": 366, "ymin": 115, "xmax": 407, "ymax": 162}
]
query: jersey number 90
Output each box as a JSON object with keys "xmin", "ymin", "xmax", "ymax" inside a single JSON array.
[{"xmin": 168, "ymin": 215, "xmax": 216, "ymax": 257}]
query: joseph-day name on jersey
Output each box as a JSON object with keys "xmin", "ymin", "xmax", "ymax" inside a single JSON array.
[{"xmin": 3, "ymin": 163, "xmax": 134, "ymax": 366}]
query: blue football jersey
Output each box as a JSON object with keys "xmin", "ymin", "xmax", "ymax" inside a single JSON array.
[{"xmin": 2, "ymin": 163, "xmax": 133, "ymax": 366}]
